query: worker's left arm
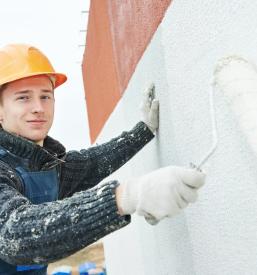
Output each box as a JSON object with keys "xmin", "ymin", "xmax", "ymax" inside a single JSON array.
[{"xmin": 59, "ymin": 85, "xmax": 159, "ymax": 197}]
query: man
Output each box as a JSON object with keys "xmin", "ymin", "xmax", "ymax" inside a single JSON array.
[{"xmin": 0, "ymin": 44, "xmax": 205, "ymax": 274}]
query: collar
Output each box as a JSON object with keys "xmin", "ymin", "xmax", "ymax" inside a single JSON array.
[{"xmin": 0, "ymin": 128, "xmax": 66, "ymax": 169}]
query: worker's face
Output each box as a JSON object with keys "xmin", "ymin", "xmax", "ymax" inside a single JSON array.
[{"xmin": 0, "ymin": 75, "xmax": 55, "ymax": 146}]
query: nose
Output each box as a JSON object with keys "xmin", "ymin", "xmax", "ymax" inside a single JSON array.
[{"xmin": 31, "ymin": 98, "xmax": 44, "ymax": 114}]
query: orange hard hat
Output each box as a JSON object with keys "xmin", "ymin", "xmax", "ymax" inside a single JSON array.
[{"xmin": 0, "ymin": 43, "xmax": 67, "ymax": 88}]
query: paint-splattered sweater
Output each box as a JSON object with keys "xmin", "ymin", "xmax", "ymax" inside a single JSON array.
[{"xmin": 0, "ymin": 121, "xmax": 154, "ymax": 265}]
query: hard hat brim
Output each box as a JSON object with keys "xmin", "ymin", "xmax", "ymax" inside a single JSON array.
[{"xmin": 0, "ymin": 72, "xmax": 67, "ymax": 89}]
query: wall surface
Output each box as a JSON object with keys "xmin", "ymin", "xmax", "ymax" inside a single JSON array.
[{"xmin": 92, "ymin": 1, "xmax": 257, "ymax": 274}]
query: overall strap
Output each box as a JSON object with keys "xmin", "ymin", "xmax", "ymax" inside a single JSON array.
[{"xmin": 0, "ymin": 147, "xmax": 52, "ymax": 274}]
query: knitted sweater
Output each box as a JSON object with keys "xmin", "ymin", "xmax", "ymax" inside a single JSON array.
[{"xmin": 0, "ymin": 121, "xmax": 154, "ymax": 265}]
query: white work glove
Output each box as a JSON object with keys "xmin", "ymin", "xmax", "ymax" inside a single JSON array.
[
  {"xmin": 140, "ymin": 84, "xmax": 159, "ymax": 133},
  {"xmin": 120, "ymin": 166, "xmax": 205, "ymax": 224}
]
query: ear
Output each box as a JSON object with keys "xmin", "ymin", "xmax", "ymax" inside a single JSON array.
[{"xmin": 0, "ymin": 105, "xmax": 4, "ymax": 123}]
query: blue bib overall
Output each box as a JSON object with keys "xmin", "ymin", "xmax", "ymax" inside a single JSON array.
[{"xmin": 0, "ymin": 147, "xmax": 59, "ymax": 275}]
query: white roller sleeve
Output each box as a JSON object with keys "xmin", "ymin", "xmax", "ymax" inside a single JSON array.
[{"xmin": 214, "ymin": 55, "xmax": 257, "ymax": 155}]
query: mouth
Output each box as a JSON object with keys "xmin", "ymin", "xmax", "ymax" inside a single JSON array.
[{"xmin": 27, "ymin": 120, "xmax": 47, "ymax": 126}]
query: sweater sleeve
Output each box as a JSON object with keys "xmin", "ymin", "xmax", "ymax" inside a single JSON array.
[
  {"xmin": 0, "ymin": 174, "xmax": 130, "ymax": 265},
  {"xmin": 59, "ymin": 121, "xmax": 154, "ymax": 198}
]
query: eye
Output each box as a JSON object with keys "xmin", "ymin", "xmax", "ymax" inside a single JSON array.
[
  {"xmin": 17, "ymin": 96, "xmax": 29, "ymax": 101},
  {"xmin": 41, "ymin": 95, "xmax": 53, "ymax": 100}
]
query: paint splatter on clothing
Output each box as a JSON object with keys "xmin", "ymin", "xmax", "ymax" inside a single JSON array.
[{"xmin": 0, "ymin": 121, "xmax": 154, "ymax": 265}]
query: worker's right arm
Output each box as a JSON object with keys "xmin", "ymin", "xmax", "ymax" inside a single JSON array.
[{"xmin": 0, "ymin": 170, "xmax": 129, "ymax": 266}]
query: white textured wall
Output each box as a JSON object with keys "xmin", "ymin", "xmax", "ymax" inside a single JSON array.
[{"xmin": 97, "ymin": 1, "xmax": 257, "ymax": 274}]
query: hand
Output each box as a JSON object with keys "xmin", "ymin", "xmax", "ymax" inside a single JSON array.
[
  {"xmin": 118, "ymin": 166, "xmax": 206, "ymax": 224},
  {"xmin": 140, "ymin": 84, "xmax": 159, "ymax": 133}
]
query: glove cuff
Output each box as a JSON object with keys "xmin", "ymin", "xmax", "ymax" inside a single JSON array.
[
  {"xmin": 120, "ymin": 178, "xmax": 139, "ymax": 215},
  {"xmin": 146, "ymin": 123, "xmax": 156, "ymax": 133}
]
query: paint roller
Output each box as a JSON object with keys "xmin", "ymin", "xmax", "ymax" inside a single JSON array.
[
  {"xmin": 146, "ymin": 55, "xmax": 257, "ymax": 225},
  {"xmin": 214, "ymin": 55, "xmax": 257, "ymax": 156}
]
